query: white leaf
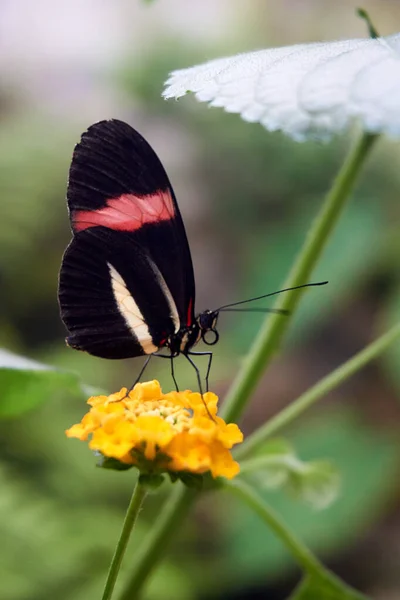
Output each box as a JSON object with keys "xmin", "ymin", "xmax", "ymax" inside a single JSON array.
[
  {"xmin": 0, "ymin": 348, "xmax": 52, "ymax": 371},
  {"xmin": 163, "ymin": 33, "xmax": 400, "ymax": 141}
]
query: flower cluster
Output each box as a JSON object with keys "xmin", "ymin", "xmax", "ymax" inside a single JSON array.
[{"xmin": 66, "ymin": 380, "xmax": 243, "ymax": 480}]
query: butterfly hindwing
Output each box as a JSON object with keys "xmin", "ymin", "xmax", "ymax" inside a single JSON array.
[{"xmin": 59, "ymin": 227, "xmax": 181, "ymax": 359}]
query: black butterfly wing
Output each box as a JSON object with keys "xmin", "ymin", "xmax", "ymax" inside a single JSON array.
[
  {"xmin": 58, "ymin": 120, "xmax": 196, "ymax": 358},
  {"xmin": 59, "ymin": 227, "xmax": 182, "ymax": 358}
]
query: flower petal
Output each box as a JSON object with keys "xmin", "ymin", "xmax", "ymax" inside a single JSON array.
[
  {"xmin": 134, "ymin": 415, "xmax": 175, "ymax": 460},
  {"xmin": 209, "ymin": 442, "xmax": 240, "ymax": 479},
  {"xmin": 129, "ymin": 379, "xmax": 163, "ymax": 402}
]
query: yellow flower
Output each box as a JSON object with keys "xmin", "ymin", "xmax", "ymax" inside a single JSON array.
[{"xmin": 66, "ymin": 380, "xmax": 243, "ymax": 480}]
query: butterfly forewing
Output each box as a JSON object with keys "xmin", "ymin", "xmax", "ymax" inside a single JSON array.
[{"xmin": 58, "ymin": 119, "xmax": 196, "ymax": 359}]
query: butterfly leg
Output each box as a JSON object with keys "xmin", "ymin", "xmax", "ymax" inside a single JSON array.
[
  {"xmin": 187, "ymin": 351, "xmax": 213, "ymax": 392},
  {"xmin": 130, "ymin": 354, "xmax": 153, "ymax": 390},
  {"xmin": 184, "ymin": 352, "xmax": 203, "ymax": 396},
  {"xmin": 170, "ymin": 354, "xmax": 179, "ymax": 392},
  {"xmin": 113, "ymin": 354, "xmax": 153, "ymax": 402},
  {"xmin": 153, "ymin": 351, "xmax": 180, "ymax": 391},
  {"xmin": 184, "ymin": 353, "xmax": 215, "ymax": 420}
]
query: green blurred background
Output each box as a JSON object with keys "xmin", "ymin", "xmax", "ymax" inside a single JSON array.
[{"xmin": 1, "ymin": 1, "xmax": 400, "ymax": 598}]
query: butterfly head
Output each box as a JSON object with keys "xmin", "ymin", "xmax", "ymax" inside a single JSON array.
[{"xmin": 197, "ymin": 310, "xmax": 220, "ymax": 346}]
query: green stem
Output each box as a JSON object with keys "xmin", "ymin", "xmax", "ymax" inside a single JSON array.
[
  {"xmin": 118, "ymin": 484, "xmax": 197, "ymax": 600},
  {"xmin": 102, "ymin": 479, "xmax": 147, "ymax": 600},
  {"xmin": 222, "ymin": 132, "xmax": 378, "ymax": 424},
  {"xmin": 236, "ymin": 321, "xmax": 400, "ymax": 459},
  {"xmin": 224, "ymin": 479, "xmax": 366, "ymax": 599},
  {"xmin": 225, "ymin": 479, "xmax": 323, "ymax": 573}
]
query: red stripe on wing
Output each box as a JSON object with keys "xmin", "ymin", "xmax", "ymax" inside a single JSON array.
[
  {"xmin": 72, "ymin": 189, "xmax": 175, "ymax": 232},
  {"xmin": 186, "ymin": 297, "xmax": 194, "ymax": 326}
]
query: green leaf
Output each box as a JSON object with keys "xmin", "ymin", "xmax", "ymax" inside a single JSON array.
[
  {"xmin": 177, "ymin": 472, "xmax": 204, "ymax": 490},
  {"xmin": 289, "ymin": 574, "xmax": 368, "ymax": 600},
  {"xmin": 97, "ymin": 455, "xmax": 134, "ymax": 471},
  {"xmin": 240, "ymin": 438, "xmax": 340, "ymax": 510},
  {"xmin": 139, "ymin": 473, "xmax": 166, "ymax": 490},
  {"xmin": 289, "ymin": 460, "xmax": 340, "ymax": 511},
  {"xmin": 0, "ymin": 348, "xmax": 88, "ymax": 417},
  {"xmin": 243, "ymin": 438, "xmax": 294, "ymax": 488}
]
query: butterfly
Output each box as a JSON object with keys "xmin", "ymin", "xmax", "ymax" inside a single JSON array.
[{"xmin": 58, "ymin": 119, "xmax": 326, "ymax": 392}]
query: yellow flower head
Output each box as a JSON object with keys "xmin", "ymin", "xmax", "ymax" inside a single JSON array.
[{"xmin": 66, "ymin": 380, "xmax": 243, "ymax": 481}]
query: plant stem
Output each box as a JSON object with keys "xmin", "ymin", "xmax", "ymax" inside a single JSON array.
[
  {"xmin": 222, "ymin": 132, "xmax": 378, "ymax": 424},
  {"xmin": 224, "ymin": 479, "xmax": 366, "ymax": 599},
  {"xmin": 118, "ymin": 484, "xmax": 197, "ymax": 600},
  {"xmin": 102, "ymin": 479, "xmax": 147, "ymax": 600},
  {"xmin": 225, "ymin": 478, "xmax": 322, "ymax": 572},
  {"xmin": 236, "ymin": 321, "xmax": 400, "ymax": 459}
]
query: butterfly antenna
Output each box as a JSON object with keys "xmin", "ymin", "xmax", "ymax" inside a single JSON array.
[
  {"xmin": 217, "ymin": 281, "xmax": 328, "ymax": 311},
  {"xmin": 219, "ymin": 307, "xmax": 289, "ymax": 315}
]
